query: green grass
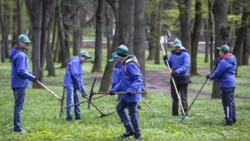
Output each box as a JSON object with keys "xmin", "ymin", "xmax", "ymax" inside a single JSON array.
[{"xmin": 1, "ymin": 52, "xmax": 250, "ymax": 140}]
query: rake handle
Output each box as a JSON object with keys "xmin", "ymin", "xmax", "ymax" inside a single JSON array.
[{"xmin": 36, "ymin": 80, "xmax": 61, "ymax": 102}]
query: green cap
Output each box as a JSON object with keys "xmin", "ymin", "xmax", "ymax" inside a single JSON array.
[
  {"xmin": 109, "ymin": 52, "xmax": 119, "ymax": 62},
  {"xmin": 79, "ymin": 50, "xmax": 91, "ymax": 58},
  {"xmin": 18, "ymin": 34, "xmax": 32, "ymax": 43},
  {"xmin": 116, "ymin": 44, "xmax": 128, "ymax": 57},
  {"xmin": 217, "ymin": 45, "xmax": 230, "ymax": 52},
  {"xmin": 173, "ymin": 38, "xmax": 182, "ymax": 47}
]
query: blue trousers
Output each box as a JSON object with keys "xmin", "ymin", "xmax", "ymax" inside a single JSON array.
[
  {"xmin": 116, "ymin": 99, "xmax": 141, "ymax": 137},
  {"xmin": 65, "ymin": 87, "xmax": 81, "ymax": 119},
  {"xmin": 221, "ymin": 87, "xmax": 236, "ymax": 124},
  {"xmin": 13, "ymin": 88, "xmax": 26, "ymax": 132}
]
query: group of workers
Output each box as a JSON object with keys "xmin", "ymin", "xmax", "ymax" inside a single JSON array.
[{"xmin": 9, "ymin": 34, "xmax": 237, "ymax": 139}]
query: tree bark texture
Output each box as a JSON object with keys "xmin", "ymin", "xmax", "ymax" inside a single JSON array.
[
  {"xmin": 232, "ymin": 4, "xmax": 250, "ymax": 66},
  {"xmin": 212, "ymin": 0, "xmax": 228, "ymax": 98},
  {"xmin": 118, "ymin": 0, "xmax": 134, "ymax": 50},
  {"xmin": 92, "ymin": 0, "xmax": 105, "ymax": 72},
  {"xmin": 25, "ymin": 0, "xmax": 43, "ymax": 88},
  {"xmin": 191, "ymin": 0, "xmax": 203, "ymax": 75},
  {"xmin": 99, "ymin": 0, "xmax": 119, "ymax": 92},
  {"xmin": 134, "ymin": 0, "xmax": 146, "ymax": 88},
  {"xmin": 178, "ymin": 0, "xmax": 192, "ymax": 52}
]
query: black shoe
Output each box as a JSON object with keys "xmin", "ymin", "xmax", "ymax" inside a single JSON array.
[
  {"xmin": 75, "ymin": 117, "xmax": 81, "ymax": 120},
  {"xmin": 224, "ymin": 122, "xmax": 233, "ymax": 126},
  {"xmin": 134, "ymin": 135, "xmax": 142, "ymax": 140},
  {"xmin": 66, "ymin": 117, "xmax": 73, "ymax": 121},
  {"xmin": 122, "ymin": 132, "xmax": 134, "ymax": 138},
  {"xmin": 233, "ymin": 119, "xmax": 236, "ymax": 124}
]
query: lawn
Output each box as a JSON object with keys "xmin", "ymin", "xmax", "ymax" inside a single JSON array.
[{"xmin": 0, "ymin": 53, "xmax": 250, "ymax": 141}]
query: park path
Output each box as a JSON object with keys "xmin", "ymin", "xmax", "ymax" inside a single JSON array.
[{"xmin": 145, "ymin": 69, "xmax": 250, "ymax": 100}]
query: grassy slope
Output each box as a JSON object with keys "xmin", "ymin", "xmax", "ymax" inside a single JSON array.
[{"xmin": 0, "ymin": 52, "xmax": 250, "ymax": 141}]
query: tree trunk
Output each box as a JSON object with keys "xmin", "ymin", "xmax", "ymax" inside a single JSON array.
[
  {"xmin": 0, "ymin": 1, "xmax": 10, "ymax": 62},
  {"xmin": 154, "ymin": 2, "xmax": 162, "ymax": 65},
  {"xmin": 92, "ymin": 0, "xmax": 104, "ymax": 73},
  {"xmin": 146, "ymin": 9, "xmax": 157, "ymax": 60},
  {"xmin": 118, "ymin": 0, "xmax": 134, "ymax": 49},
  {"xmin": 242, "ymin": 30, "xmax": 250, "ymax": 65},
  {"xmin": 134, "ymin": 0, "xmax": 146, "ymax": 88},
  {"xmin": 11, "ymin": 1, "xmax": 19, "ymax": 48},
  {"xmin": 203, "ymin": 19, "xmax": 209, "ymax": 63},
  {"xmin": 72, "ymin": 2, "xmax": 84, "ymax": 56},
  {"xmin": 104, "ymin": 2, "xmax": 114, "ymax": 54},
  {"xmin": 25, "ymin": 0, "xmax": 43, "ymax": 88},
  {"xmin": 42, "ymin": 0, "xmax": 56, "ymax": 77},
  {"xmin": 57, "ymin": 0, "xmax": 69, "ymax": 68},
  {"xmin": 99, "ymin": 0, "xmax": 119, "ymax": 92},
  {"xmin": 232, "ymin": 6, "xmax": 250, "ymax": 66},
  {"xmin": 208, "ymin": 0, "xmax": 214, "ymax": 71},
  {"xmin": 212, "ymin": 0, "xmax": 228, "ymax": 99},
  {"xmin": 73, "ymin": 28, "xmax": 82, "ymax": 56},
  {"xmin": 191, "ymin": 0, "xmax": 203, "ymax": 75},
  {"xmin": 17, "ymin": 0, "xmax": 22, "ymax": 34},
  {"xmin": 178, "ymin": 0, "xmax": 192, "ymax": 52}
]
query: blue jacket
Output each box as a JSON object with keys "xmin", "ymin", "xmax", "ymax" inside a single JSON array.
[
  {"xmin": 169, "ymin": 49, "xmax": 190, "ymax": 76},
  {"xmin": 63, "ymin": 56, "xmax": 87, "ymax": 95},
  {"xmin": 209, "ymin": 53, "xmax": 237, "ymax": 88},
  {"xmin": 168, "ymin": 49, "xmax": 191, "ymax": 85},
  {"xmin": 9, "ymin": 45, "xmax": 36, "ymax": 88},
  {"xmin": 111, "ymin": 57, "xmax": 144, "ymax": 102}
]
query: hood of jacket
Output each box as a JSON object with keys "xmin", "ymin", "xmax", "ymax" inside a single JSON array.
[{"xmin": 9, "ymin": 45, "xmax": 26, "ymax": 59}]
